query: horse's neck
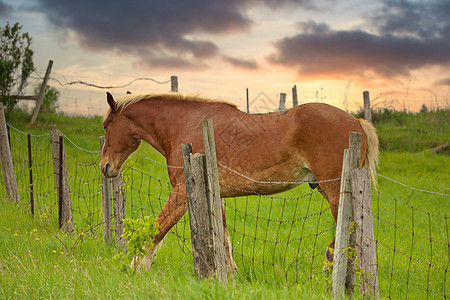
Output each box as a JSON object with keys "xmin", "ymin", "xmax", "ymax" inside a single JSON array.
[
  {"xmin": 130, "ymin": 101, "xmax": 173, "ymax": 157},
  {"xmin": 131, "ymin": 99, "xmax": 239, "ymax": 158}
]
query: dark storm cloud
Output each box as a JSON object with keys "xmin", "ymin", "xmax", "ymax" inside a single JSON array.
[
  {"xmin": 370, "ymin": 0, "xmax": 450, "ymax": 40},
  {"xmin": 0, "ymin": 1, "xmax": 13, "ymax": 17},
  {"xmin": 34, "ymin": 0, "xmax": 315, "ymax": 69},
  {"xmin": 268, "ymin": 0, "xmax": 450, "ymax": 79}
]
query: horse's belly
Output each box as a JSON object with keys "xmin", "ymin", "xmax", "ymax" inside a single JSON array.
[{"xmin": 220, "ymin": 164, "xmax": 315, "ymax": 197}]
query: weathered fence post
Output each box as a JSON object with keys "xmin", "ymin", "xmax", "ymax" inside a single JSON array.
[
  {"xmin": 184, "ymin": 152, "xmax": 217, "ymax": 278},
  {"xmin": 28, "ymin": 133, "xmax": 34, "ymax": 215},
  {"xmin": 49, "ymin": 125, "xmax": 73, "ymax": 231},
  {"xmin": 292, "ymin": 85, "xmax": 298, "ymax": 107},
  {"xmin": 332, "ymin": 131, "xmax": 361, "ymax": 298},
  {"xmin": 31, "ymin": 60, "xmax": 53, "ymax": 124},
  {"xmin": 171, "ymin": 75, "xmax": 178, "ymax": 92},
  {"xmin": 100, "ymin": 136, "xmax": 112, "ymax": 243},
  {"xmin": 363, "ymin": 91, "xmax": 372, "ymax": 123},
  {"xmin": 278, "ymin": 93, "xmax": 287, "ymax": 111},
  {"xmin": 351, "ymin": 168, "xmax": 379, "ymax": 299},
  {"xmin": 112, "ymin": 172, "xmax": 126, "ymax": 249},
  {"xmin": 181, "ymin": 119, "xmax": 227, "ymax": 283},
  {"xmin": 0, "ymin": 103, "xmax": 20, "ymax": 202},
  {"xmin": 202, "ymin": 119, "xmax": 227, "ymax": 283}
]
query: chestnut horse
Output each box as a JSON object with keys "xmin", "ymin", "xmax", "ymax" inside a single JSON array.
[{"xmin": 100, "ymin": 92, "xmax": 379, "ymax": 272}]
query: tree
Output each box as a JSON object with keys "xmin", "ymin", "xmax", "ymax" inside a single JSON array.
[
  {"xmin": 34, "ymin": 84, "xmax": 60, "ymax": 114},
  {"xmin": 0, "ymin": 22, "xmax": 35, "ymax": 114}
]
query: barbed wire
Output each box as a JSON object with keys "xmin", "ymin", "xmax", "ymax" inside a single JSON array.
[
  {"xmin": 31, "ymin": 73, "xmax": 171, "ymax": 89},
  {"xmin": 218, "ymin": 162, "xmax": 339, "ymax": 185},
  {"xmin": 376, "ymin": 173, "xmax": 450, "ymax": 197},
  {"xmin": 62, "ymin": 134, "xmax": 100, "ymax": 154},
  {"xmin": 6, "ymin": 123, "xmax": 50, "ymax": 137}
]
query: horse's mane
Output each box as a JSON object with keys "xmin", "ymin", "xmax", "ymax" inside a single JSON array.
[{"xmin": 104, "ymin": 92, "xmax": 237, "ymax": 119}]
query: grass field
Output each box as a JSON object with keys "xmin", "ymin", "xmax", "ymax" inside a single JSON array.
[{"xmin": 1, "ymin": 108, "xmax": 449, "ymax": 299}]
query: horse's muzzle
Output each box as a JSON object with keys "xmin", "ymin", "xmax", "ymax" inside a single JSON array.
[{"xmin": 100, "ymin": 162, "xmax": 119, "ymax": 178}]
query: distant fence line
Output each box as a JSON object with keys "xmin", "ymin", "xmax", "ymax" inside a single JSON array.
[
  {"xmin": 28, "ymin": 68, "xmax": 387, "ymax": 116},
  {"xmin": 0, "ymin": 110, "xmax": 449, "ymax": 298}
]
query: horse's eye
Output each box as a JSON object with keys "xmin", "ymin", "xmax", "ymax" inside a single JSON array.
[{"xmin": 103, "ymin": 125, "xmax": 107, "ymax": 130}]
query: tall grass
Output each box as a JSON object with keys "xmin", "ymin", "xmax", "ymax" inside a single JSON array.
[{"xmin": 1, "ymin": 109, "xmax": 449, "ymax": 298}]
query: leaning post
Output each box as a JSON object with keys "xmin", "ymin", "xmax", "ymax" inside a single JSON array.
[
  {"xmin": 202, "ymin": 119, "xmax": 228, "ymax": 283},
  {"xmin": 332, "ymin": 131, "xmax": 361, "ymax": 298},
  {"xmin": 0, "ymin": 103, "xmax": 20, "ymax": 202},
  {"xmin": 31, "ymin": 60, "xmax": 53, "ymax": 124}
]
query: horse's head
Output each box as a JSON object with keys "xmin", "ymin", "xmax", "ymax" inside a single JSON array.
[{"xmin": 100, "ymin": 92, "xmax": 141, "ymax": 178}]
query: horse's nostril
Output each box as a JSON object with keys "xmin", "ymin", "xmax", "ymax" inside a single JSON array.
[{"xmin": 104, "ymin": 163, "xmax": 110, "ymax": 174}]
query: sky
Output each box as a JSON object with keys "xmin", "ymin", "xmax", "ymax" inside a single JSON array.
[{"xmin": 1, "ymin": 0, "xmax": 449, "ymax": 115}]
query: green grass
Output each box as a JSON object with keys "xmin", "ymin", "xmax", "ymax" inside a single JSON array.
[
  {"xmin": 373, "ymin": 109, "xmax": 449, "ymax": 153},
  {"xmin": 1, "ymin": 109, "xmax": 449, "ymax": 298}
]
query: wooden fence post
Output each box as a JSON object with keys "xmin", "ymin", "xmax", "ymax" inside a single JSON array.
[
  {"xmin": 0, "ymin": 103, "xmax": 20, "ymax": 202},
  {"xmin": 28, "ymin": 133, "xmax": 34, "ymax": 215},
  {"xmin": 246, "ymin": 88, "xmax": 250, "ymax": 113},
  {"xmin": 112, "ymin": 172, "xmax": 126, "ymax": 249},
  {"xmin": 351, "ymin": 168, "xmax": 379, "ymax": 299},
  {"xmin": 181, "ymin": 119, "xmax": 227, "ymax": 283},
  {"xmin": 49, "ymin": 125, "xmax": 73, "ymax": 231},
  {"xmin": 100, "ymin": 136, "xmax": 112, "ymax": 243},
  {"xmin": 31, "ymin": 60, "xmax": 53, "ymax": 124},
  {"xmin": 171, "ymin": 75, "xmax": 178, "ymax": 92},
  {"xmin": 202, "ymin": 119, "xmax": 227, "ymax": 283},
  {"xmin": 332, "ymin": 132, "xmax": 361, "ymax": 298},
  {"xmin": 292, "ymin": 85, "xmax": 298, "ymax": 107},
  {"xmin": 184, "ymin": 152, "xmax": 217, "ymax": 278},
  {"xmin": 278, "ymin": 93, "xmax": 287, "ymax": 111},
  {"xmin": 363, "ymin": 91, "xmax": 372, "ymax": 123}
]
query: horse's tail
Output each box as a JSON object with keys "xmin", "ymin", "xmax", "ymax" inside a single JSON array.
[{"xmin": 359, "ymin": 119, "xmax": 379, "ymax": 188}]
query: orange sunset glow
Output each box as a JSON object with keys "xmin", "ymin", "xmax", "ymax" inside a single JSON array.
[{"xmin": 1, "ymin": 0, "xmax": 448, "ymax": 115}]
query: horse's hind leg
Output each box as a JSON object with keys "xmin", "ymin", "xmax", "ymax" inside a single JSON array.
[
  {"xmin": 137, "ymin": 184, "xmax": 188, "ymax": 270},
  {"xmin": 222, "ymin": 201, "xmax": 237, "ymax": 274},
  {"xmin": 316, "ymin": 180, "xmax": 340, "ymax": 263}
]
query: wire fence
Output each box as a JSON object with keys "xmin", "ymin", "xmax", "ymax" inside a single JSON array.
[{"xmin": 1, "ymin": 124, "xmax": 449, "ymax": 298}]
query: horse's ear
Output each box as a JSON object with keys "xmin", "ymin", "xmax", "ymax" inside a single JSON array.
[
  {"xmin": 106, "ymin": 92, "xmax": 116, "ymax": 112},
  {"xmin": 126, "ymin": 91, "xmax": 132, "ymax": 94}
]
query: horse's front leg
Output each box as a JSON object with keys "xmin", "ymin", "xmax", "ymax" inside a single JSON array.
[{"xmin": 136, "ymin": 184, "xmax": 188, "ymax": 270}]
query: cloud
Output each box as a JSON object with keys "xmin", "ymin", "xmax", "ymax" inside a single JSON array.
[
  {"xmin": 369, "ymin": 0, "xmax": 450, "ymax": 40},
  {"xmin": 434, "ymin": 78, "xmax": 450, "ymax": 87},
  {"xmin": 268, "ymin": 1, "xmax": 450, "ymax": 79},
  {"xmin": 222, "ymin": 55, "xmax": 259, "ymax": 70},
  {"xmin": 34, "ymin": 0, "xmax": 316, "ymax": 70},
  {"xmin": 0, "ymin": 1, "xmax": 13, "ymax": 17},
  {"xmin": 268, "ymin": 24, "xmax": 450, "ymax": 79}
]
